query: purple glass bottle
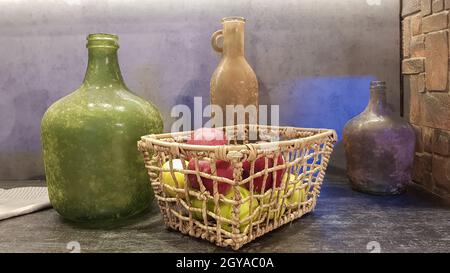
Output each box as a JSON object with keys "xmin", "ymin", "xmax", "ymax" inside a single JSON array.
[{"xmin": 343, "ymin": 81, "xmax": 415, "ymax": 195}]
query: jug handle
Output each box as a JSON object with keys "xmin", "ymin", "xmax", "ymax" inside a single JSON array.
[{"xmin": 211, "ymin": 30, "xmax": 223, "ymax": 53}]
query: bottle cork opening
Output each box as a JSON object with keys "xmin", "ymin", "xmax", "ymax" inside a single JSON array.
[
  {"xmin": 222, "ymin": 16, "xmax": 246, "ymax": 23},
  {"xmin": 86, "ymin": 33, "xmax": 119, "ymax": 49}
]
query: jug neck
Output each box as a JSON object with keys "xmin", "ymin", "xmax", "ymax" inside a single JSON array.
[
  {"xmin": 222, "ymin": 17, "xmax": 245, "ymax": 58},
  {"xmin": 366, "ymin": 81, "xmax": 389, "ymax": 115},
  {"xmin": 82, "ymin": 34, "xmax": 125, "ymax": 88}
]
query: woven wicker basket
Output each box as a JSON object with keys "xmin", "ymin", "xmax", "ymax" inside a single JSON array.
[{"xmin": 138, "ymin": 125, "xmax": 337, "ymax": 250}]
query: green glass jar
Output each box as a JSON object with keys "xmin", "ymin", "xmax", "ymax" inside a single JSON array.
[{"xmin": 41, "ymin": 33, "xmax": 163, "ymax": 223}]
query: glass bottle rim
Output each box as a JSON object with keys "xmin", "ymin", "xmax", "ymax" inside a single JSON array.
[
  {"xmin": 86, "ymin": 33, "xmax": 119, "ymax": 48},
  {"xmin": 222, "ymin": 16, "xmax": 246, "ymax": 23},
  {"xmin": 370, "ymin": 80, "xmax": 386, "ymax": 89}
]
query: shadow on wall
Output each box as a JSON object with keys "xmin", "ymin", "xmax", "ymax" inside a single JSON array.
[
  {"xmin": 279, "ymin": 76, "xmax": 375, "ymax": 140},
  {"xmin": 172, "ymin": 75, "xmax": 375, "ymax": 141},
  {"xmin": 277, "ymin": 76, "xmax": 376, "ymax": 170}
]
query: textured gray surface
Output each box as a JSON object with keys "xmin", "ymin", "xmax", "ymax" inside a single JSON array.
[
  {"xmin": 0, "ymin": 0, "xmax": 400, "ymax": 179},
  {"xmin": 1, "ymin": 169, "xmax": 449, "ymax": 253}
]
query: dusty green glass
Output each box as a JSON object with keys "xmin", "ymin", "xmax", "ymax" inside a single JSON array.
[{"xmin": 41, "ymin": 33, "xmax": 163, "ymax": 223}]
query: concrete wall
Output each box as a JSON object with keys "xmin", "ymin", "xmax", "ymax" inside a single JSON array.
[{"xmin": 0, "ymin": 0, "xmax": 400, "ymax": 180}]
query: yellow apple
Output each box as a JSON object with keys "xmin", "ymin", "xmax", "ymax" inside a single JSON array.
[
  {"xmin": 283, "ymin": 174, "xmax": 307, "ymax": 208},
  {"xmin": 286, "ymin": 185, "xmax": 306, "ymax": 208},
  {"xmin": 216, "ymin": 187, "xmax": 259, "ymax": 233},
  {"xmin": 190, "ymin": 197, "xmax": 214, "ymax": 220},
  {"xmin": 161, "ymin": 159, "xmax": 187, "ymax": 197},
  {"xmin": 262, "ymin": 188, "xmax": 286, "ymax": 220}
]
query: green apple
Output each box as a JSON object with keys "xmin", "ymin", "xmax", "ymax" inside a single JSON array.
[
  {"xmin": 286, "ymin": 184, "xmax": 306, "ymax": 208},
  {"xmin": 262, "ymin": 188, "xmax": 286, "ymax": 220},
  {"xmin": 283, "ymin": 174, "xmax": 307, "ymax": 208},
  {"xmin": 161, "ymin": 159, "xmax": 187, "ymax": 197},
  {"xmin": 190, "ymin": 197, "xmax": 214, "ymax": 220},
  {"xmin": 216, "ymin": 187, "xmax": 259, "ymax": 233}
]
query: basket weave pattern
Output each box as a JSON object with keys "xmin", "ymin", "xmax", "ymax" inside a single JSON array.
[{"xmin": 138, "ymin": 125, "xmax": 337, "ymax": 250}]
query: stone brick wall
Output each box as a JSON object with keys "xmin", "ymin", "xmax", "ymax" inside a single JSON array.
[{"xmin": 402, "ymin": 0, "xmax": 450, "ymax": 199}]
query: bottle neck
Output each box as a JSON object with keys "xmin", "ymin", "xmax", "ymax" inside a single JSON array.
[
  {"xmin": 222, "ymin": 21, "xmax": 245, "ymax": 58},
  {"xmin": 82, "ymin": 47, "xmax": 125, "ymax": 88},
  {"xmin": 366, "ymin": 88, "xmax": 388, "ymax": 115}
]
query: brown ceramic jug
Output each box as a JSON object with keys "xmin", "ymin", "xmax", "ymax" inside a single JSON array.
[
  {"xmin": 343, "ymin": 81, "xmax": 415, "ymax": 195},
  {"xmin": 210, "ymin": 16, "xmax": 259, "ymax": 126}
]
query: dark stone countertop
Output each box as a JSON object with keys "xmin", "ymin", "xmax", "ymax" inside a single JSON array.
[{"xmin": 1, "ymin": 169, "xmax": 449, "ymax": 253}]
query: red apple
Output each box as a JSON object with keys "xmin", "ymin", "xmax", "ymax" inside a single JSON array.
[
  {"xmin": 187, "ymin": 159, "xmax": 233, "ymax": 194},
  {"xmin": 243, "ymin": 154, "xmax": 285, "ymax": 192},
  {"xmin": 187, "ymin": 127, "xmax": 228, "ymax": 146}
]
